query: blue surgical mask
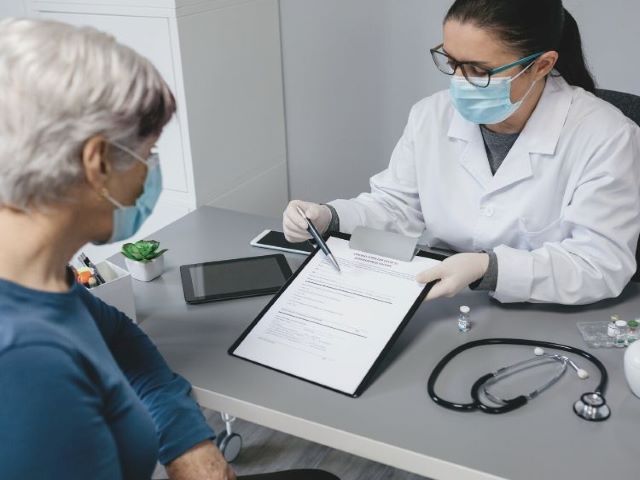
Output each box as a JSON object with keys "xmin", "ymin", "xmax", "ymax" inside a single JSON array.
[
  {"xmin": 450, "ymin": 62, "xmax": 537, "ymax": 125},
  {"xmin": 98, "ymin": 143, "xmax": 162, "ymax": 244}
]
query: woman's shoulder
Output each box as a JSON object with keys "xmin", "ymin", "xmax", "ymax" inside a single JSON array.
[
  {"xmin": 564, "ymin": 79, "xmax": 639, "ymax": 136},
  {"xmin": 0, "ymin": 318, "xmax": 80, "ymax": 365},
  {"xmin": 0, "ymin": 282, "xmax": 88, "ymax": 361}
]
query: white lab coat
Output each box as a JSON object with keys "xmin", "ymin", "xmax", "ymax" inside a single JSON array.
[{"xmin": 329, "ymin": 76, "xmax": 640, "ymax": 304}]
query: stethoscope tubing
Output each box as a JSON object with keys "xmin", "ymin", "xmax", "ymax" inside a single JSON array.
[
  {"xmin": 481, "ymin": 355, "xmax": 568, "ymax": 404},
  {"xmin": 427, "ymin": 338, "xmax": 608, "ymax": 414}
]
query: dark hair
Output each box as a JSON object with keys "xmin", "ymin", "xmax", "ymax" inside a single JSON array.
[
  {"xmin": 138, "ymin": 87, "xmax": 176, "ymax": 139},
  {"xmin": 445, "ymin": 0, "xmax": 596, "ymax": 93}
]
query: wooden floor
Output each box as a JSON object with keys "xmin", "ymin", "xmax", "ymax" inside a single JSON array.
[{"xmin": 153, "ymin": 409, "xmax": 431, "ymax": 480}]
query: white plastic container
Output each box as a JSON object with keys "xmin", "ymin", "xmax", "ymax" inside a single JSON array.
[
  {"xmin": 124, "ymin": 255, "xmax": 165, "ymax": 282},
  {"xmin": 624, "ymin": 340, "xmax": 640, "ymax": 398},
  {"xmin": 90, "ymin": 261, "xmax": 137, "ymax": 322}
]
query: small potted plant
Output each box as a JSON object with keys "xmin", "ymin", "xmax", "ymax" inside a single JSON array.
[{"xmin": 121, "ymin": 240, "xmax": 168, "ymax": 282}]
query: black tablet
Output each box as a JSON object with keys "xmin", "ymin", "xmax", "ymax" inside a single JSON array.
[{"xmin": 180, "ymin": 254, "xmax": 293, "ymax": 304}]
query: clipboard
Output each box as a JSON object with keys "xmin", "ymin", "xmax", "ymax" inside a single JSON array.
[{"xmin": 229, "ymin": 230, "xmax": 446, "ymax": 398}]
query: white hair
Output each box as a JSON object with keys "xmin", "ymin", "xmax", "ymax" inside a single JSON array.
[{"xmin": 0, "ymin": 18, "xmax": 175, "ymax": 210}]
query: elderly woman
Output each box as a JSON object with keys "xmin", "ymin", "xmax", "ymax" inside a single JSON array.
[{"xmin": 0, "ymin": 19, "xmax": 338, "ymax": 480}]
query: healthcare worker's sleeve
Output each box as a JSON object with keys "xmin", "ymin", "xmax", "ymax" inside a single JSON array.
[
  {"xmin": 493, "ymin": 124, "xmax": 640, "ymax": 304},
  {"xmin": 78, "ymin": 286, "xmax": 216, "ymax": 465},
  {"xmin": 328, "ymin": 105, "xmax": 426, "ymax": 238}
]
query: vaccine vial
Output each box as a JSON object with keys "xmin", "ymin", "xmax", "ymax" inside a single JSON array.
[
  {"xmin": 458, "ymin": 306, "xmax": 471, "ymax": 333},
  {"xmin": 615, "ymin": 320, "xmax": 628, "ymax": 348},
  {"xmin": 608, "ymin": 315, "xmax": 620, "ymax": 338}
]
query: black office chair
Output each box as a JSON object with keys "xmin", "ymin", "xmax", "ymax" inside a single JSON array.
[{"xmin": 595, "ymin": 89, "xmax": 640, "ymax": 282}]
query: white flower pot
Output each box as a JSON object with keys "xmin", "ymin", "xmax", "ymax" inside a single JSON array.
[
  {"xmin": 124, "ymin": 255, "xmax": 165, "ymax": 282},
  {"xmin": 624, "ymin": 340, "xmax": 640, "ymax": 398}
]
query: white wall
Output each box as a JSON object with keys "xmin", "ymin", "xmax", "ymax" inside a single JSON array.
[
  {"xmin": 0, "ymin": 1, "xmax": 26, "ymax": 17},
  {"xmin": 280, "ymin": 0, "xmax": 640, "ymax": 204},
  {"xmin": 280, "ymin": 0, "xmax": 446, "ymax": 204},
  {"xmin": 565, "ymin": 0, "xmax": 640, "ymax": 94},
  {"xmin": 3, "ymin": 0, "xmax": 638, "ymax": 212}
]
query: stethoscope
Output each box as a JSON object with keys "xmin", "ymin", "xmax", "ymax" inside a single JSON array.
[{"xmin": 427, "ymin": 339, "xmax": 610, "ymax": 421}]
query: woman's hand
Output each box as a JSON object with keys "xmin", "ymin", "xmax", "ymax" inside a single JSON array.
[
  {"xmin": 166, "ymin": 440, "xmax": 236, "ymax": 480},
  {"xmin": 283, "ymin": 200, "xmax": 332, "ymax": 243},
  {"xmin": 417, "ymin": 253, "xmax": 490, "ymax": 301}
]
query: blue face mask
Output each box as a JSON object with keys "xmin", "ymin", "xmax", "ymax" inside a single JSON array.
[
  {"xmin": 450, "ymin": 61, "xmax": 538, "ymax": 125},
  {"xmin": 98, "ymin": 143, "xmax": 162, "ymax": 244}
]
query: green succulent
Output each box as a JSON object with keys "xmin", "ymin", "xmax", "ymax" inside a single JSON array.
[
  {"xmin": 121, "ymin": 240, "xmax": 168, "ymax": 263},
  {"xmin": 628, "ymin": 320, "xmax": 639, "ymax": 329}
]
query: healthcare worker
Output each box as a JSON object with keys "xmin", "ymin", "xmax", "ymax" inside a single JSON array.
[{"xmin": 283, "ymin": 0, "xmax": 640, "ymax": 305}]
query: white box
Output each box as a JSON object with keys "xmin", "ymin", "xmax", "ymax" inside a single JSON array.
[{"xmin": 89, "ymin": 261, "xmax": 137, "ymax": 323}]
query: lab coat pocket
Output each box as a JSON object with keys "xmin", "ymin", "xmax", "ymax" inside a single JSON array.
[{"xmin": 518, "ymin": 216, "xmax": 568, "ymax": 250}]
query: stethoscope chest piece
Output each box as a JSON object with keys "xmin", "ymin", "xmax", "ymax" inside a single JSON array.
[{"xmin": 573, "ymin": 392, "xmax": 610, "ymax": 422}]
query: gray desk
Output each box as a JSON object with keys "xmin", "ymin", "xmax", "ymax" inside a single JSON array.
[{"xmin": 111, "ymin": 207, "xmax": 640, "ymax": 480}]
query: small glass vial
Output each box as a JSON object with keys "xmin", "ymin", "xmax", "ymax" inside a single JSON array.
[
  {"xmin": 615, "ymin": 320, "xmax": 628, "ymax": 348},
  {"xmin": 608, "ymin": 315, "xmax": 620, "ymax": 338},
  {"xmin": 458, "ymin": 306, "xmax": 471, "ymax": 333}
]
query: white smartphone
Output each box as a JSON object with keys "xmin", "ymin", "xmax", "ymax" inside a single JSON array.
[{"xmin": 250, "ymin": 230, "xmax": 316, "ymax": 256}]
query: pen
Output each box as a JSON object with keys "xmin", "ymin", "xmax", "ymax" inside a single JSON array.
[
  {"xmin": 78, "ymin": 252, "xmax": 106, "ymax": 285},
  {"xmin": 296, "ymin": 206, "xmax": 341, "ymax": 272}
]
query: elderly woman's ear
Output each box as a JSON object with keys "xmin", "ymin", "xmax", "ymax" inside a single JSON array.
[{"xmin": 81, "ymin": 135, "xmax": 111, "ymax": 193}]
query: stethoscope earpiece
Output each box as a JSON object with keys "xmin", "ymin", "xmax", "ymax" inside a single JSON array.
[{"xmin": 576, "ymin": 369, "xmax": 590, "ymax": 380}]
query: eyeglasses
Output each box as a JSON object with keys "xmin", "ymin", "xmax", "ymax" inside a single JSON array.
[
  {"xmin": 111, "ymin": 142, "xmax": 159, "ymax": 169},
  {"xmin": 430, "ymin": 44, "xmax": 543, "ymax": 88}
]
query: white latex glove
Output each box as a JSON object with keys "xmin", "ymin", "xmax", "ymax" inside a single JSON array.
[
  {"xmin": 282, "ymin": 200, "xmax": 332, "ymax": 243},
  {"xmin": 416, "ymin": 253, "xmax": 490, "ymax": 301}
]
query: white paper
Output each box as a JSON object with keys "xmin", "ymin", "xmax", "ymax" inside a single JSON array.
[{"xmin": 233, "ymin": 237, "xmax": 441, "ymax": 395}]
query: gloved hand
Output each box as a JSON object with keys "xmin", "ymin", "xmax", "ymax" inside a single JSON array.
[
  {"xmin": 282, "ymin": 200, "xmax": 333, "ymax": 243},
  {"xmin": 416, "ymin": 253, "xmax": 490, "ymax": 301}
]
